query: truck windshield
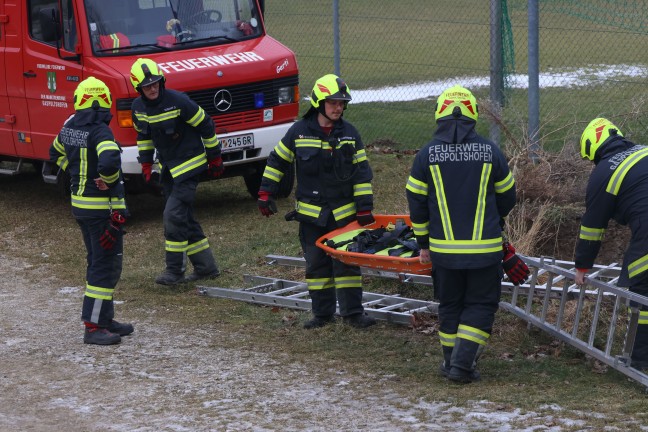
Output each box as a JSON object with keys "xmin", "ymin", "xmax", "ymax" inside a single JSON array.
[{"xmin": 84, "ymin": 0, "xmax": 263, "ymax": 55}]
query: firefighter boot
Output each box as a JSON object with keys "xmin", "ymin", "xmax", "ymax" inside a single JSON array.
[
  {"xmin": 448, "ymin": 338, "xmax": 483, "ymax": 384},
  {"xmin": 630, "ymin": 315, "xmax": 648, "ymax": 370},
  {"xmin": 84, "ymin": 327, "xmax": 121, "ymax": 345},
  {"xmin": 108, "ymin": 320, "xmax": 134, "ymax": 336},
  {"xmin": 438, "ymin": 345, "xmax": 454, "ymax": 377},
  {"xmin": 185, "ymin": 248, "xmax": 221, "ymax": 282},
  {"xmin": 338, "ymin": 287, "xmax": 376, "ymax": 328},
  {"xmin": 304, "ymin": 288, "xmax": 337, "ymax": 329},
  {"xmin": 155, "ymin": 251, "xmax": 186, "ymax": 286}
]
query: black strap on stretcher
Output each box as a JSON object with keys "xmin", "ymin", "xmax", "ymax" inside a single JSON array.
[{"xmin": 325, "ymin": 221, "xmax": 420, "ymax": 257}]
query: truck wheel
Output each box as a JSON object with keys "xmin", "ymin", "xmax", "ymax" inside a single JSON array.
[{"xmin": 243, "ymin": 162, "xmax": 294, "ymax": 199}]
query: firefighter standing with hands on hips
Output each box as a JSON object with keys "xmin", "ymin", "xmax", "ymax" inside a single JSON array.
[
  {"xmin": 575, "ymin": 118, "xmax": 648, "ymax": 370},
  {"xmin": 258, "ymin": 74, "xmax": 377, "ymax": 329},
  {"xmin": 130, "ymin": 58, "xmax": 223, "ymax": 286},
  {"xmin": 50, "ymin": 77, "xmax": 134, "ymax": 345},
  {"xmin": 406, "ymin": 85, "xmax": 528, "ymax": 383}
]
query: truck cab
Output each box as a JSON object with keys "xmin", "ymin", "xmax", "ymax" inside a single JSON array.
[{"xmin": 0, "ymin": 0, "xmax": 298, "ymax": 197}]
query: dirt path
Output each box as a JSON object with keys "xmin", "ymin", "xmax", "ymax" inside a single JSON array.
[{"xmin": 0, "ymin": 252, "xmax": 636, "ymax": 432}]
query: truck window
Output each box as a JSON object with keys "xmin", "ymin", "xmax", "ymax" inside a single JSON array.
[
  {"xmin": 28, "ymin": 0, "xmax": 77, "ymax": 51},
  {"xmin": 85, "ymin": 0, "xmax": 263, "ymax": 55}
]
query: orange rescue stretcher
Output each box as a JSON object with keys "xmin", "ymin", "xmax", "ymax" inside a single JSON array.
[{"xmin": 316, "ymin": 214, "xmax": 432, "ymax": 275}]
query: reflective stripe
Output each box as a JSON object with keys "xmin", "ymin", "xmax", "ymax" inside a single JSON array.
[
  {"xmin": 262, "ymin": 165, "xmax": 283, "ymax": 183},
  {"xmin": 628, "ymin": 253, "xmax": 648, "ymax": 279},
  {"xmin": 495, "ymin": 171, "xmax": 514, "ymax": 194},
  {"xmin": 169, "ymin": 153, "xmax": 206, "ymax": 178},
  {"xmin": 275, "ymin": 141, "xmax": 295, "ymax": 163},
  {"xmin": 187, "ymin": 107, "xmax": 206, "ymax": 127},
  {"xmin": 295, "ymin": 138, "xmax": 321, "ymax": 149},
  {"xmin": 406, "ymin": 175, "xmax": 428, "ymax": 196},
  {"xmin": 96, "ymin": 140, "xmax": 120, "ymax": 155},
  {"xmin": 457, "ymin": 324, "xmax": 490, "ymax": 345},
  {"xmin": 202, "ymin": 134, "xmax": 219, "ymax": 149},
  {"xmin": 334, "ymin": 275, "xmax": 362, "ymax": 289},
  {"xmin": 411, "ymin": 220, "xmax": 429, "ymax": 237},
  {"xmin": 187, "ymin": 238, "xmax": 209, "ymax": 256},
  {"xmin": 100, "ymin": 170, "xmax": 119, "ymax": 184},
  {"xmin": 165, "ymin": 239, "xmax": 188, "ymax": 253},
  {"xmin": 306, "ymin": 277, "xmax": 334, "ymax": 291},
  {"xmin": 135, "ymin": 109, "xmax": 181, "ymax": 123},
  {"xmin": 430, "ymin": 165, "xmax": 454, "ymax": 240},
  {"xmin": 353, "ymin": 182, "xmax": 372, "ymax": 196},
  {"xmin": 79, "ymin": 148, "xmax": 87, "ymax": 196},
  {"xmin": 137, "ymin": 139, "xmax": 155, "ymax": 152},
  {"xmin": 85, "ymin": 283, "xmax": 114, "ymax": 301},
  {"xmin": 606, "ymin": 147, "xmax": 648, "ymax": 196},
  {"xmin": 627, "ymin": 308, "xmax": 648, "ymax": 324},
  {"xmin": 296, "ymin": 201, "xmax": 321, "ymax": 218},
  {"xmin": 579, "ymin": 225, "xmax": 605, "ymax": 241},
  {"xmin": 71, "ymin": 195, "xmax": 126, "ymax": 210},
  {"xmin": 429, "ymin": 237, "xmax": 502, "ymax": 254},
  {"xmin": 472, "ymin": 163, "xmax": 491, "ymax": 241},
  {"xmin": 439, "ymin": 331, "xmax": 456, "ymax": 347},
  {"xmin": 332, "ymin": 202, "xmax": 356, "ymax": 221},
  {"xmin": 354, "ymin": 148, "xmax": 367, "ymax": 164}
]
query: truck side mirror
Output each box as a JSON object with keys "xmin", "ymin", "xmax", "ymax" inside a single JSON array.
[{"xmin": 39, "ymin": 7, "xmax": 61, "ymax": 43}]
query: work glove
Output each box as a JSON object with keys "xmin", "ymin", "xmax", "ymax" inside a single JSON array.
[
  {"xmin": 502, "ymin": 242, "xmax": 530, "ymax": 285},
  {"xmin": 99, "ymin": 211, "xmax": 127, "ymax": 250},
  {"xmin": 141, "ymin": 162, "xmax": 153, "ymax": 183},
  {"xmin": 258, "ymin": 190, "xmax": 277, "ymax": 217},
  {"xmin": 207, "ymin": 156, "xmax": 224, "ymax": 179},
  {"xmin": 356, "ymin": 211, "xmax": 375, "ymax": 226}
]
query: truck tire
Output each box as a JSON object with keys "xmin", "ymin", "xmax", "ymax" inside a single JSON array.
[{"xmin": 243, "ymin": 161, "xmax": 294, "ymax": 199}]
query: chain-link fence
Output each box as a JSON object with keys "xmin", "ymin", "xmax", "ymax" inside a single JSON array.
[{"xmin": 264, "ymin": 0, "xmax": 648, "ymax": 155}]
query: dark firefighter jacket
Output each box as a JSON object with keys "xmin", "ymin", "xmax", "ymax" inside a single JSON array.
[
  {"xmin": 575, "ymin": 137, "xmax": 648, "ymax": 287},
  {"xmin": 406, "ymin": 118, "xmax": 516, "ymax": 269},
  {"xmin": 260, "ymin": 112, "xmax": 373, "ymax": 227},
  {"xmin": 49, "ymin": 109, "xmax": 126, "ymax": 218},
  {"xmin": 132, "ymin": 88, "xmax": 221, "ymax": 182}
]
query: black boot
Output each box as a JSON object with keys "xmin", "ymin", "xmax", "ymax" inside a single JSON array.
[
  {"xmin": 304, "ymin": 288, "xmax": 337, "ymax": 329},
  {"xmin": 84, "ymin": 327, "xmax": 121, "ymax": 345},
  {"xmin": 303, "ymin": 315, "xmax": 336, "ymax": 329},
  {"xmin": 155, "ymin": 251, "xmax": 186, "ymax": 285},
  {"xmin": 186, "ymin": 247, "xmax": 220, "ymax": 282},
  {"xmin": 439, "ymin": 345, "xmax": 453, "ymax": 377},
  {"xmin": 448, "ymin": 338, "xmax": 483, "ymax": 384},
  {"xmin": 108, "ymin": 320, "xmax": 134, "ymax": 336},
  {"xmin": 343, "ymin": 313, "xmax": 376, "ymax": 328}
]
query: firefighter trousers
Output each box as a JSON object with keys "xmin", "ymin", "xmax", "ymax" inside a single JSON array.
[
  {"xmin": 299, "ymin": 220, "xmax": 364, "ymax": 318},
  {"xmin": 76, "ymin": 217, "xmax": 123, "ymax": 326},
  {"xmin": 630, "ymin": 283, "xmax": 648, "ymax": 363}
]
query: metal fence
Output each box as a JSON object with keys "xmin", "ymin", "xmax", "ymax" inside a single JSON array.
[{"xmin": 264, "ymin": 0, "xmax": 648, "ymax": 155}]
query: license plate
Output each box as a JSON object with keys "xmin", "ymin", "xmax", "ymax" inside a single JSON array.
[{"xmin": 220, "ymin": 133, "xmax": 254, "ymax": 153}]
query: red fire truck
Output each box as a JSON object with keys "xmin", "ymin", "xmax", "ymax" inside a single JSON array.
[{"xmin": 0, "ymin": 0, "xmax": 297, "ymax": 197}]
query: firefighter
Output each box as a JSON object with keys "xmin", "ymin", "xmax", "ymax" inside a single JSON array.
[
  {"xmin": 575, "ymin": 118, "xmax": 648, "ymax": 370},
  {"xmin": 257, "ymin": 74, "xmax": 377, "ymax": 329},
  {"xmin": 49, "ymin": 76, "xmax": 134, "ymax": 345},
  {"xmin": 130, "ymin": 58, "xmax": 224, "ymax": 285},
  {"xmin": 406, "ymin": 85, "xmax": 517, "ymax": 383}
]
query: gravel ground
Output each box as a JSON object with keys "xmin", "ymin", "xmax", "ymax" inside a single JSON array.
[{"xmin": 2, "ymin": 252, "xmax": 645, "ymax": 432}]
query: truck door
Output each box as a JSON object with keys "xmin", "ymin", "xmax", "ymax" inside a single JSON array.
[
  {"xmin": 0, "ymin": 0, "xmax": 20, "ymax": 158},
  {"xmin": 21, "ymin": 0, "xmax": 82, "ymax": 160}
]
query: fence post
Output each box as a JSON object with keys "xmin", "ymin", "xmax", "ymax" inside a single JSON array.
[
  {"xmin": 490, "ymin": 0, "xmax": 504, "ymax": 147},
  {"xmin": 333, "ymin": 0, "xmax": 340, "ymax": 76},
  {"xmin": 528, "ymin": 0, "xmax": 540, "ymax": 162}
]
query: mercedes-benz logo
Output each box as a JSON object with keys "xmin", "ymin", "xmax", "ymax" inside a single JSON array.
[{"xmin": 213, "ymin": 89, "xmax": 232, "ymax": 112}]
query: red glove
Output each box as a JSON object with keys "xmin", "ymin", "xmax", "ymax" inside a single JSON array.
[
  {"xmin": 99, "ymin": 211, "xmax": 127, "ymax": 250},
  {"xmin": 207, "ymin": 156, "xmax": 224, "ymax": 178},
  {"xmin": 356, "ymin": 211, "xmax": 375, "ymax": 226},
  {"xmin": 141, "ymin": 162, "xmax": 153, "ymax": 183},
  {"xmin": 258, "ymin": 190, "xmax": 277, "ymax": 217},
  {"xmin": 502, "ymin": 242, "xmax": 530, "ymax": 285}
]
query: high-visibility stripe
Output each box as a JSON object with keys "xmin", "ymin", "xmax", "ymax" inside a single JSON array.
[
  {"xmin": 411, "ymin": 220, "xmax": 429, "ymax": 237},
  {"xmin": 100, "ymin": 170, "xmax": 119, "ymax": 184},
  {"xmin": 275, "ymin": 141, "xmax": 295, "ymax": 163},
  {"xmin": 85, "ymin": 283, "xmax": 114, "ymax": 301},
  {"xmin": 439, "ymin": 331, "xmax": 456, "ymax": 347},
  {"xmin": 295, "ymin": 138, "xmax": 321, "ymax": 149},
  {"xmin": 187, "ymin": 238, "xmax": 209, "ymax": 256},
  {"xmin": 79, "ymin": 147, "xmax": 87, "ymax": 196},
  {"xmin": 627, "ymin": 308, "xmax": 648, "ymax": 324},
  {"xmin": 169, "ymin": 153, "xmax": 206, "ymax": 178},
  {"xmin": 306, "ymin": 277, "xmax": 335, "ymax": 291},
  {"xmin": 579, "ymin": 225, "xmax": 605, "ymax": 241},
  {"xmin": 334, "ymin": 275, "xmax": 362, "ymax": 289},
  {"xmin": 353, "ymin": 182, "xmax": 372, "ymax": 196},
  {"xmin": 429, "ymin": 237, "xmax": 502, "ymax": 254},
  {"xmin": 296, "ymin": 201, "xmax": 321, "ymax": 218},
  {"xmin": 495, "ymin": 171, "xmax": 514, "ymax": 193},
  {"xmin": 430, "ymin": 165, "xmax": 453, "ymax": 240},
  {"xmin": 472, "ymin": 163, "xmax": 491, "ymax": 241},
  {"xmin": 628, "ymin": 253, "xmax": 648, "ymax": 279},
  {"xmin": 354, "ymin": 148, "xmax": 367, "ymax": 163},
  {"xmin": 135, "ymin": 109, "xmax": 181, "ymax": 123},
  {"xmin": 96, "ymin": 140, "xmax": 120, "ymax": 155},
  {"xmin": 457, "ymin": 323, "xmax": 490, "ymax": 345},
  {"xmin": 165, "ymin": 239, "xmax": 188, "ymax": 253},
  {"xmin": 187, "ymin": 107, "xmax": 206, "ymax": 127},
  {"xmin": 137, "ymin": 139, "xmax": 155, "ymax": 152},
  {"xmin": 332, "ymin": 202, "xmax": 356, "ymax": 221},
  {"xmin": 71, "ymin": 195, "xmax": 126, "ymax": 210},
  {"xmin": 606, "ymin": 147, "xmax": 648, "ymax": 195},
  {"xmin": 262, "ymin": 165, "xmax": 283, "ymax": 183},
  {"xmin": 202, "ymin": 134, "xmax": 219, "ymax": 148},
  {"xmin": 406, "ymin": 175, "xmax": 428, "ymax": 196}
]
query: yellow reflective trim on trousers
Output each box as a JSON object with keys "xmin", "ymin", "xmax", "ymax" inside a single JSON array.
[
  {"xmin": 495, "ymin": 171, "xmax": 514, "ymax": 193},
  {"xmin": 579, "ymin": 225, "xmax": 605, "ymax": 241},
  {"xmin": 406, "ymin": 175, "xmax": 428, "ymax": 195},
  {"xmin": 263, "ymin": 165, "xmax": 283, "ymax": 182},
  {"xmin": 411, "ymin": 220, "xmax": 429, "ymax": 237},
  {"xmin": 334, "ymin": 275, "xmax": 362, "ymax": 289},
  {"xmin": 627, "ymin": 308, "xmax": 648, "ymax": 324},
  {"xmin": 606, "ymin": 147, "xmax": 648, "ymax": 195},
  {"xmin": 353, "ymin": 182, "xmax": 372, "ymax": 196},
  {"xmin": 430, "ymin": 165, "xmax": 453, "ymax": 240},
  {"xmin": 85, "ymin": 283, "xmax": 114, "ymax": 301},
  {"xmin": 100, "ymin": 170, "xmax": 119, "ymax": 184},
  {"xmin": 71, "ymin": 195, "xmax": 126, "ymax": 210},
  {"xmin": 472, "ymin": 163, "xmax": 491, "ymax": 241},
  {"xmin": 275, "ymin": 141, "xmax": 295, "ymax": 163},
  {"xmin": 170, "ymin": 153, "xmax": 207, "ymax": 178},
  {"xmin": 136, "ymin": 109, "xmax": 181, "ymax": 123},
  {"xmin": 296, "ymin": 201, "xmax": 321, "ymax": 218},
  {"xmin": 333, "ymin": 202, "xmax": 356, "ymax": 221},
  {"xmin": 96, "ymin": 140, "xmax": 120, "ymax": 155},
  {"xmin": 137, "ymin": 140, "xmax": 155, "ymax": 152},
  {"xmin": 429, "ymin": 237, "xmax": 502, "ymax": 254},
  {"xmin": 439, "ymin": 331, "xmax": 456, "ymax": 347},
  {"xmin": 165, "ymin": 239, "xmax": 188, "ymax": 253},
  {"xmin": 187, "ymin": 107, "xmax": 206, "ymax": 127},
  {"xmin": 628, "ymin": 253, "xmax": 648, "ymax": 278},
  {"xmin": 457, "ymin": 324, "xmax": 490, "ymax": 345},
  {"xmin": 295, "ymin": 138, "xmax": 321, "ymax": 148},
  {"xmin": 187, "ymin": 238, "xmax": 209, "ymax": 256},
  {"xmin": 202, "ymin": 134, "xmax": 219, "ymax": 148},
  {"xmin": 306, "ymin": 277, "xmax": 335, "ymax": 291}
]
